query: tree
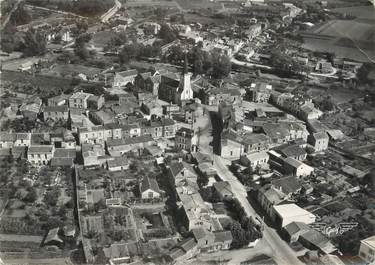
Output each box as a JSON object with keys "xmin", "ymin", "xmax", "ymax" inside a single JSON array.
[
  {"xmin": 22, "ymin": 28, "xmax": 47, "ymax": 56},
  {"xmin": 24, "ymin": 187, "xmax": 38, "ymax": 203},
  {"xmin": 165, "ymin": 45, "xmax": 185, "ymax": 65},
  {"xmin": 10, "ymin": 4, "xmax": 31, "ymax": 26},
  {"xmin": 74, "ymin": 33, "xmax": 92, "ymax": 60},
  {"xmin": 44, "ymin": 188, "xmax": 60, "ymax": 207},
  {"xmin": 228, "ymin": 221, "xmax": 248, "ymax": 249},
  {"xmin": 159, "ymin": 23, "xmax": 177, "ymax": 43},
  {"xmin": 357, "ymin": 63, "xmax": 374, "ymax": 85},
  {"xmin": 211, "ymin": 52, "xmax": 231, "ymax": 79}
]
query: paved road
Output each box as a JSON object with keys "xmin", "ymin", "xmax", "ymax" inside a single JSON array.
[{"xmin": 213, "ymin": 155, "xmax": 304, "ymax": 265}]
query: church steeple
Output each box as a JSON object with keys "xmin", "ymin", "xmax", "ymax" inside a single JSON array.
[
  {"xmin": 183, "ymin": 52, "xmax": 188, "ymax": 75},
  {"xmin": 176, "ymin": 52, "xmax": 193, "ymax": 105}
]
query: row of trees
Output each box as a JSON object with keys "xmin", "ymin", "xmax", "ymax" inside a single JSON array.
[
  {"xmin": 119, "ymin": 43, "xmax": 162, "ymax": 63},
  {"xmin": 225, "ymin": 198, "xmax": 262, "ymax": 249},
  {"xmin": 164, "ymin": 45, "xmax": 231, "ymax": 79},
  {"xmin": 1, "ymin": 26, "xmax": 47, "ymax": 55}
]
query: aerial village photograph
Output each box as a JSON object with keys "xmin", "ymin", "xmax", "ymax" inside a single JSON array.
[{"xmin": 0, "ymin": 0, "xmax": 374, "ymax": 264}]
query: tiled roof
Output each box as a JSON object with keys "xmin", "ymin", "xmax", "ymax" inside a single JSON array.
[
  {"xmin": 28, "ymin": 145, "xmax": 54, "ymax": 153},
  {"xmin": 140, "ymin": 176, "xmax": 160, "ymax": 193}
]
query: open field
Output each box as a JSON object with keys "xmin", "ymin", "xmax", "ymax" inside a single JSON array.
[
  {"xmin": 311, "ymin": 19, "xmax": 374, "ymax": 42},
  {"xmin": 302, "ymin": 18, "xmax": 375, "ymax": 62},
  {"xmin": 332, "ymin": 5, "xmax": 375, "ymax": 20}
]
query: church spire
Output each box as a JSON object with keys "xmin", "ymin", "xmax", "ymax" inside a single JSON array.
[{"xmin": 183, "ymin": 52, "xmax": 188, "ymax": 75}]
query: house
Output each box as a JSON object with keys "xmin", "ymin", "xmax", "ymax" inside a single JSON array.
[
  {"xmin": 358, "ymin": 235, "xmax": 375, "ymax": 264},
  {"xmin": 299, "ymin": 104, "xmax": 323, "ymax": 121},
  {"xmin": 78, "ymin": 124, "xmax": 122, "ymax": 145},
  {"xmin": 283, "ymin": 221, "xmax": 311, "ymax": 243},
  {"xmin": 112, "ymin": 69, "xmax": 138, "ymax": 87},
  {"xmin": 213, "ymin": 181, "xmax": 234, "ymax": 200},
  {"xmin": 240, "ymin": 151, "xmax": 269, "ymax": 169},
  {"xmin": 87, "ymin": 95, "xmax": 105, "ymax": 110},
  {"xmin": 69, "ymin": 91, "xmax": 93, "ymax": 109},
  {"xmin": 89, "ymin": 109, "xmax": 115, "ymax": 125},
  {"xmin": 140, "ymin": 176, "xmax": 162, "ymax": 200},
  {"xmin": 271, "ymin": 176, "xmax": 303, "ymax": 196},
  {"xmin": 141, "ymin": 118, "xmax": 176, "ymax": 139},
  {"xmin": 43, "ymin": 105, "xmax": 69, "ymax": 121},
  {"xmin": 283, "ymin": 157, "xmax": 314, "ymax": 177},
  {"xmin": 179, "ymin": 191, "xmax": 212, "ymax": 231},
  {"xmin": 106, "ymin": 135, "xmax": 154, "ymax": 156},
  {"xmin": 326, "ymin": 129, "xmax": 345, "ymax": 142},
  {"xmin": 48, "ymin": 94, "xmax": 70, "ymax": 106},
  {"xmin": 27, "ymin": 145, "xmax": 55, "ymax": 165},
  {"xmin": 248, "ymin": 83, "xmax": 272, "ymax": 103},
  {"xmin": 201, "ymin": 87, "xmax": 242, "ymax": 106},
  {"xmin": 242, "ymin": 133, "xmax": 271, "ymax": 153},
  {"xmin": 169, "ymin": 161, "xmax": 198, "ymax": 185},
  {"xmin": 183, "ymin": 103, "xmax": 204, "ymax": 124},
  {"xmin": 272, "ymin": 204, "xmax": 316, "ymax": 228},
  {"xmin": 106, "ymin": 156, "xmax": 129, "ymax": 171},
  {"xmin": 20, "ymin": 97, "xmax": 42, "ymax": 120},
  {"xmin": 168, "ymin": 237, "xmax": 198, "ymax": 262},
  {"xmin": 141, "ymin": 101, "xmax": 163, "ymax": 116},
  {"xmin": 277, "ymin": 144, "xmax": 307, "ymax": 161},
  {"xmin": 220, "ymin": 138, "xmax": 243, "ymax": 160},
  {"xmin": 62, "ymin": 130, "xmax": 76, "ymax": 149},
  {"xmin": 299, "ymin": 229, "xmax": 337, "ymax": 254},
  {"xmin": 308, "ymin": 132, "xmax": 329, "ymax": 152},
  {"xmin": 121, "ymin": 124, "xmax": 141, "ymax": 138},
  {"xmin": 257, "ymin": 185, "xmax": 287, "ymax": 219},
  {"xmin": 175, "ymin": 127, "xmax": 198, "ymax": 152},
  {"xmin": 262, "ymin": 122, "xmax": 308, "ymax": 145},
  {"xmin": 82, "ymin": 144, "xmax": 107, "ymax": 167},
  {"xmin": 14, "ymin": 133, "xmax": 31, "ymax": 147}
]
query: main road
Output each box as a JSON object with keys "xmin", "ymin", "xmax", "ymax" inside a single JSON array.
[{"xmin": 213, "ymin": 155, "xmax": 304, "ymax": 265}]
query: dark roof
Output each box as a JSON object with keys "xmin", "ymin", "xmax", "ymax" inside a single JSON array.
[
  {"xmin": 28, "ymin": 145, "xmax": 54, "ymax": 153},
  {"xmin": 271, "ymin": 176, "xmax": 302, "ymax": 195},
  {"xmin": 51, "ymin": 157, "xmax": 74, "ymax": 167},
  {"xmin": 279, "ymin": 145, "xmax": 306, "ymax": 158},
  {"xmin": 107, "ymin": 135, "xmax": 153, "ymax": 146},
  {"xmin": 214, "ymin": 231, "xmax": 233, "ymax": 243},
  {"xmin": 283, "ymin": 221, "xmax": 310, "ymax": 237},
  {"xmin": 43, "ymin": 105, "xmax": 68, "ymax": 112},
  {"xmin": 177, "ymin": 237, "xmax": 197, "ymax": 252},
  {"xmin": 140, "ymin": 176, "xmax": 161, "ymax": 193},
  {"xmin": 176, "ymin": 127, "xmax": 195, "ymax": 137},
  {"xmin": 54, "ymin": 148, "xmax": 76, "ymax": 158}
]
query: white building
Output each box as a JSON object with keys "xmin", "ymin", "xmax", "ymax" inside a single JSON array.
[
  {"xmin": 358, "ymin": 235, "xmax": 375, "ymax": 264},
  {"xmin": 140, "ymin": 176, "xmax": 161, "ymax": 200},
  {"xmin": 28, "ymin": 145, "xmax": 55, "ymax": 165},
  {"xmin": 283, "ymin": 157, "xmax": 314, "ymax": 177},
  {"xmin": 273, "ymin": 204, "xmax": 316, "ymax": 228}
]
